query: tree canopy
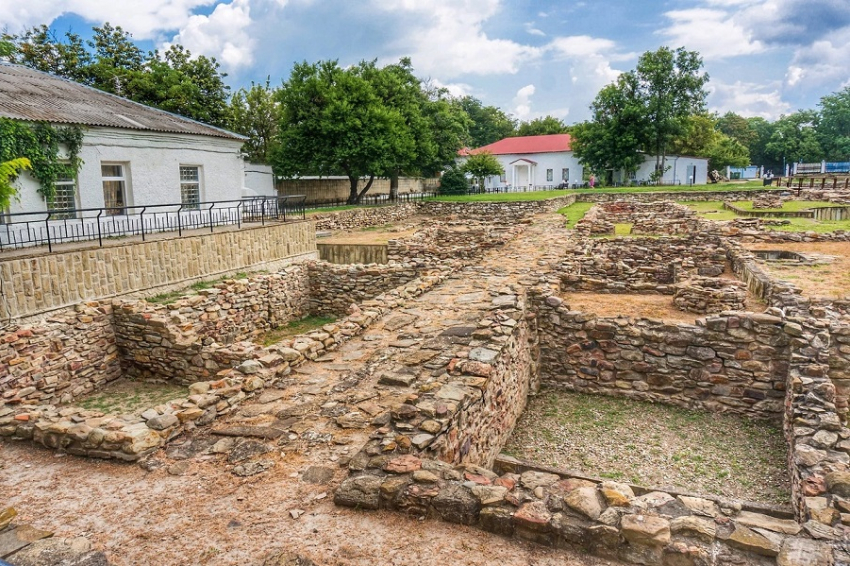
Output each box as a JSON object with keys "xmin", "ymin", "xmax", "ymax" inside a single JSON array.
[
  {"xmin": 462, "ymin": 152, "xmax": 504, "ymax": 191},
  {"xmin": 515, "ymin": 116, "xmax": 569, "ymax": 136},
  {"xmin": 818, "ymin": 86, "xmax": 850, "ymax": 161},
  {"xmin": 572, "ymin": 47, "xmax": 709, "ymax": 181},
  {"xmin": 227, "ymin": 79, "xmax": 281, "ymax": 164},
  {"xmin": 271, "ymin": 59, "xmax": 468, "ymax": 204},
  {"xmin": 456, "ymin": 96, "xmax": 516, "ymax": 148},
  {"xmin": 3, "ymin": 24, "xmax": 230, "ymax": 127}
]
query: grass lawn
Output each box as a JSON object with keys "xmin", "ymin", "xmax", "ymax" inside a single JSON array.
[
  {"xmin": 731, "ymin": 200, "xmax": 844, "ymax": 212},
  {"xmin": 306, "ymin": 205, "xmax": 365, "ymax": 214},
  {"xmin": 686, "ymin": 201, "xmax": 850, "ymax": 233},
  {"xmin": 557, "ymin": 202, "xmax": 593, "ymax": 225}
]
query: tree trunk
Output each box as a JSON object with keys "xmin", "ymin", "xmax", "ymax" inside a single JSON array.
[
  {"xmin": 355, "ymin": 175, "xmax": 376, "ymax": 204},
  {"xmin": 347, "ymin": 175, "xmax": 360, "ymax": 205},
  {"xmin": 390, "ymin": 172, "xmax": 399, "ymax": 202}
]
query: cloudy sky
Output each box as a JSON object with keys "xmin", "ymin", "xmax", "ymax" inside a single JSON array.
[{"xmin": 2, "ymin": 0, "xmax": 848, "ymax": 123}]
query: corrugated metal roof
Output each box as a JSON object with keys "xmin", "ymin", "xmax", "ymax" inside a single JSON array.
[
  {"xmin": 468, "ymin": 134, "xmax": 573, "ymax": 155},
  {"xmin": 0, "ymin": 63, "xmax": 246, "ymax": 141}
]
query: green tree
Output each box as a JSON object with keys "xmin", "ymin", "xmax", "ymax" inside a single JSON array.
[
  {"xmin": 273, "ymin": 59, "xmax": 467, "ymax": 204},
  {"xmin": 272, "ymin": 60, "xmax": 412, "ymax": 204},
  {"xmin": 456, "ymin": 96, "xmax": 516, "ymax": 147},
  {"xmin": 765, "ymin": 111, "xmax": 823, "ymax": 168},
  {"xmin": 462, "ymin": 151, "xmax": 504, "ymax": 191},
  {"xmin": 5, "ymin": 23, "xmax": 230, "ymax": 127},
  {"xmin": 745, "ymin": 117, "xmax": 776, "ymax": 170},
  {"xmin": 129, "ymin": 45, "xmax": 230, "ymax": 127},
  {"xmin": 817, "ymin": 86, "xmax": 850, "ymax": 161},
  {"xmin": 633, "ymin": 47, "xmax": 709, "ymax": 175},
  {"xmin": 0, "ymin": 157, "xmax": 31, "ymax": 210},
  {"xmin": 571, "ymin": 76, "xmax": 647, "ymax": 178},
  {"xmin": 717, "ymin": 112, "xmax": 758, "ymax": 148},
  {"xmin": 3, "ymin": 25, "xmax": 91, "ymax": 82},
  {"xmin": 669, "ymin": 114, "xmax": 750, "ymax": 172},
  {"xmin": 438, "ymin": 166, "xmax": 469, "ymax": 194},
  {"xmin": 515, "ymin": 115, "xmax": 569, "ymax": 136},
  {"xmin": 228, "ymin": 78, "xmax": 280, "ymax": 163},
  {"xmin": 705, "ymin": 136, "xmax": 750, "ymax": 171}
]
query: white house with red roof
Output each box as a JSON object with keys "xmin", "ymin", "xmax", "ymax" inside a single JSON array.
[{"xmin": 464, "ymin": 134, "xmax": 583, "ymax": 190}]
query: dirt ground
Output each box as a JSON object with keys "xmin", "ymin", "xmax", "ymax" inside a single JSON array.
[
  {"xmin": 745, "ymin": 241, "xmax": 850, "ymax": 299},
  {"xmin": 319, "ymin": 217, "xmax": 426, "ymax": 245},
  {"xmin": 562, "ymin": 293, "xmax": 700, "ymax": 324},
  {"xmin": 1, "ymin": 427, "xmax": 624, "ymax": 566},
  {"xmin": 505, "ymin": 391, "xmax": 790, "ymax": 505}
]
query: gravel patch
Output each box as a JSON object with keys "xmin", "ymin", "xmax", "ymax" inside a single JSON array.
[{"xmin": 504, "ymin": 389, "xmax": 790, "ymax": 504}]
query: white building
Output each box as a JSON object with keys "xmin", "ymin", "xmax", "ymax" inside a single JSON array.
[
  {"xmin": 463, "ymin": 134, "xmax": 584, "ymax": 190},
  {"xmin": 615, "ymin": 154, "xmax": 709, "ymax": 186},
  {"xmin": 0, "ymin": 63, "xmax": 250, "ymax": 218}
]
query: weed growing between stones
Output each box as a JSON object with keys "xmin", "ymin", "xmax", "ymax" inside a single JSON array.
[{"xmin": 257, "ymin": 315, "xmax": 338, "ymax": 346}]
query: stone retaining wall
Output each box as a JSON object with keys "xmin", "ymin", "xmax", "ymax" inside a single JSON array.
[
  {"xmin": 576, "ymin": 189, "xmax": 785, "ymax": 203},
  {"xmin": 0, "ymin": 220, "xmax": 316, "ymax": 320},
  {"xmin": 418, "ymin": 194, "xmax": 576, "ymax": 220},
  {"xmin": 308, "ymin": 261, "xmax": 423, "ymax": 317},
  {"xmin": 310, "ymin": 204, "xmax": 420, "ymax": 231},
  {"xmin": 0, "ymin": 302, "xmax": 121, "ymax": 406},
  {"xmin": 575, "ymin": 201, "xmax": 702, "ymax": 237},
  {"xmin": 532, "ymin": 287, "xmax": 788, "ymax": 419},
  {"xmin": 317, "ymin": 243, "xmax": 388, "ymax": 265},
  {"xmin": 388, "ymin": 221, "xmax": 524, "ymax": 267},
  {"xmin": 559, "ymin": 236, "xmax": 728, "ymax": 294},
  {"xmin": 672, "ymin": 277, "xmax": 748, "ymax": 314}
]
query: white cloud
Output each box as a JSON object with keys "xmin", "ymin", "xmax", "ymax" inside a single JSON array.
[
  {"xmin": 525, "ymin": 23, "xmax": 545, "ymax": 37},
  {"xmin": 0, "ymin": 0, "xmax": 216, "ymax": 40},
  {"xmin": 513, "ymin": 84, "xmax": 535, "ymax": 120},
  {"xmin": 168, "ymin": 0, "xmax": 255, "ymax": 70},
  {"xmin": 784, "ymin": 30, "xmax": 850, "ymax": 89},
  {"xmin": 546, "ymin": 35, "xmax": 629, "ymax": 92},
  {"xmin": 377, "ymin": 0, "xmax": 542, "ymax": 77},
  {"xmin": 660, "ymin": 8, "xmax": 765, "ymax": 60},
  {"xmin": 429, "ymin": 78, "xmax": 474, "ymax": 98},
  {"xmin": 708, "ymin": 80, "xmax": 791, "ymax": 119}
]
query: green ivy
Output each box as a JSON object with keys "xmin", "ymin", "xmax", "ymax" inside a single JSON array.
[{"xmin": 0, "ymin": 118, "xmax": 84, "ymax": 203}]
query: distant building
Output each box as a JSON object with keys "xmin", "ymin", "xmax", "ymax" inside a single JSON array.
[
  {"xmin": 462, "ymin": 134, "xmax": 584, "ymax": 189},
  {"xmin": 0, "ymin": 62, "xmax": 248, "ymax": 219},
  {"xmin": 621, "ymin": 154, "xmax": 710, "ymax": 186}
]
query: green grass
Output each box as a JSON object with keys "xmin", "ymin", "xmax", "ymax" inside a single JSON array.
[
  {"xmin": 731, "ymin": 200, "xmax": 843, "ymax": 212},
  {"xmin": 614, "ymin": 223, "xmax": 633, "ymax": 236},
  {"xmin": 558, "ymin": 202, "xmax": 594, "ymax": 225},
  {"xmin": 147, "ymin": 272, "xmax": 254, "ymax": 304},
  {"xmin": 306, "ymin": 205, "xmax": 364, "ymax": 214},
  {"xmin": 257, "ymin": 315, "xmax": 338, "ymax": 346},
  {"xmin": 75, "ymin": 380, "xmax": 186, "ymax": 416},
  {"xmin": 685, "ymin": 200, "xmax": 850, "ymax": 232},
  {"xmin": 433, "ymin": 190, "xmax": 574, "ymax": 202}
]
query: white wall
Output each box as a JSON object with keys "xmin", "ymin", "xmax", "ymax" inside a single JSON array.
[
  {"xmin": 632, "ymin": 155, "xmax": 708, "ymax": 186},
  {"xmin": 478, "ymin": 151, "xmax": 584, "ymax": 189},
  {"xmin": 243, "ymin": 163, "xmax": 276, "ymax": 197},
  {"xmin": 7, "ymin": 126, "xmax": 245, "ymax": 216}
]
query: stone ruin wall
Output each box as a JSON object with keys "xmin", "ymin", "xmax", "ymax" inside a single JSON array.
[
  {"xmin": 0, "ymin": 302, "xmax": 121, "ymax": 406},
  {"xmin": 575, "ymin": 201, "xmax": 703, "ymax": 237},
  {"xmin": 531, "ymin": 288, "xmax": 788, "ymax": 420},
  {"xmin": 311, "ymin": 203, "xmax": 421, "ymax": 231},
  {"xmin": 560, "ymin": 236, "xmax": 728, "ymax": 294},
  {"xmin": 672, "ymin": 276, "xmax": 749, "ymax": 314},
  {"xmin": 576, "ymin": 189, "xmax": 786, "ymax": 204}
]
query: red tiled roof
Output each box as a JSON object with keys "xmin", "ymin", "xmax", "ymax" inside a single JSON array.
[{"xmin": 468, "ymin": 134, "xmax": 572, "ymax": 155}]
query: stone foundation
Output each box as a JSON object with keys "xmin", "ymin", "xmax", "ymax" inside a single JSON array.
[{"xmin": 673, "ymin": 277, "xmax": 748, "ymax": 314}]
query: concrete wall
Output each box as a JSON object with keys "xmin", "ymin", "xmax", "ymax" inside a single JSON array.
[
  {"xmin": 8, "ymin": 127, "xmax": 245, "ymax": 215},
  {"xmin": 278, "ymin": 177, "xmax": 438, "ymax": 203},
  {"xmin": 0, "ymin": 220, "xmax": 316, "ymax": 320},
  {"xmin": 243, "ymin": 163, "xmax": 276, "ymax": 197}
]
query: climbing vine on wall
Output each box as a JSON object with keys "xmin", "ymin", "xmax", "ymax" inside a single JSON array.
[{"xmin": 0, "ymin": 118, "xmax": 84, "ymax": 203}]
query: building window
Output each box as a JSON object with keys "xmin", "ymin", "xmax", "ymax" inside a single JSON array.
[
  {"xmin": 180, "ymin": 166, "xmax": 201, "ymax": 209},
  {"xmin": 51, "ymin": 172, "xmax": 78, "ymax": 218},
  {"xmin": 102, "ymin": 163, "xmax": 128, "ymax": 215},
  {"xmin": 562, "ymin": 168, "xmax": 570, "ymax": 181},
  {"xmin": 500, "ymin": 172, "xmax": 507, "ymax": 183},
  {"xmin": 546, "ymin": 169, "xmax": 553, "ymax": 182}
]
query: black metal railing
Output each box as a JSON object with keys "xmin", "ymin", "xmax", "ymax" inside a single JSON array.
[
  {"xmin": 0, "ymin": 195, "xmax": 306, "ymax": 252},
  {"xmin": 301, "ymin": 191, "xmax": 438, "ymax": 210}
]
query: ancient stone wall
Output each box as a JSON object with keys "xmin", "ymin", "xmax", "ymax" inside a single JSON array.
[
  {"xmin": 575, "ymin": 201, "xmax": 702, "ymax": 237},
  {"xmin": 418, "ymin": 195, "xmax": 576, "ymax": 220},
  {"xmin": 0, "ymin": 220, "xmax": 316, "ymax": 320},
  {"xmin": 388, "ymin": 221, "xmax": 524, "ymax": 267},
  {"xmin": 317, "ymin": 243, "xmax": 388, "ymax": 265},
  {"xmin": 0, "ymin": 302, "xmax": 120, "ymax": 405},
  {"xmin": 307, "ymin": 261, "xmax": 423, "ymax": 317},
  {"xmin": 672, "ymin": 277, "xmax": 748, "ymax": 314},
  {"xmin": 576, "ymin": 189, "xmax": 784, "ymax": 203},
  {"xmin": 531, "ymin": 288, "xmax": 788, "ymax": 419},
  {"xmin": 311, "ymin": 203, "xmax": 420, "ymax": 231},
  {"xmin": 559, "ymin": 236, "xmax": 728, "ymax": 294}
]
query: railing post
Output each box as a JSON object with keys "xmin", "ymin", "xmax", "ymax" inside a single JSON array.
[
  {"xmin": 140, "ymin": 206, "xmax": 147, "ymax": 241},
  {"xmin": 261, "ymin": 199, "xmax": 266, "ymax": 226},
  {"xmin": 208, "ymin": 202, "xmax": 215, "ymax": 233},
  {"xmin": 177, "ymin": 204, "xmax": 184, "ymax": 236},
  {"xmin": 96, "ymin": 210, "xmax": 103, "ymax": 247},
  {"xmin": 237, "ymin": 202, "xmax": 242, "ymax": 229},
  {"xmin": 45, "ymin": 213, "xmax": 52, "ymax": 253}
]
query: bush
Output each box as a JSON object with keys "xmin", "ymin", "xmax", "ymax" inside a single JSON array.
[{"xmin": 439, "ymin": 167, "xmax": 470, "ymax": 195}]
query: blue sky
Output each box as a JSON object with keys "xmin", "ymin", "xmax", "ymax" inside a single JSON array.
[{"xmin": 2, "ymin": 0, "xmax": 849, "ymax": 123}]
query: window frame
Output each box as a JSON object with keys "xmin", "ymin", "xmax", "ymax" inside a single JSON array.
[
  {"xmin": 179, "ymin": 165, "xmax": 202, "ymax": 210},
  {"xmin": 101, "ymin": 162, "xmax": 129, "ymax": 215},
  {"xmin": 51, "ymin": 167, "xmax": 79, "ymax": 219}
]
